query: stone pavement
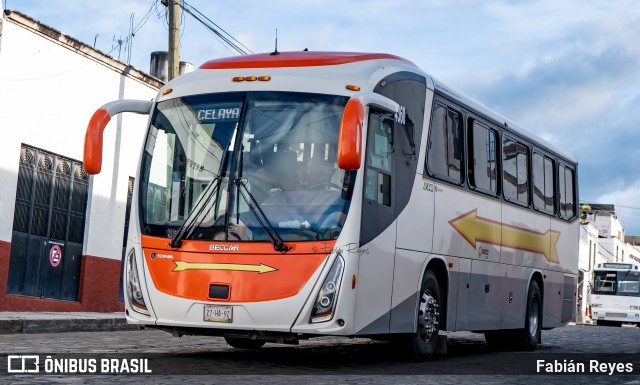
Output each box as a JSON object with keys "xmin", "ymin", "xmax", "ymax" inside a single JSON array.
[
  {"xmin": 0, "ymin": 311, "xmax": 600, "ymax": 335},
  {"xmin": 0, "ymin": 312, "xmax": 136, "ymax": 334},
  {"xmin": 0, "ymin": 324, "xmax": 639, "ymax": 384}
]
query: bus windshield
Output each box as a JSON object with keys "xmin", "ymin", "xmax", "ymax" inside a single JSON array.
[
  {"xmin": 593, "ymin": 270, "xmax": 640, "ymax": 297},
  {"xmin": 139, "ymin": 91, "xmax": 354, "ymax": 243}
]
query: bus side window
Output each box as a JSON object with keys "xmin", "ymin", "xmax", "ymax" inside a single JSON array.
[
  {"xmin": 502, "ymin": 138, "xmax": 529, "ymax": 205},
  {"xmin": 364, "ymin": 113, "xmax": 393, "ymax": 206},
  {"xmin": 467, "ymin": 120, "xmax": 497, "ymax": 194},
  {"xmin": 533, "ymin": 153, "xmax": 555, "ymax": 213},
  {"xmin": 427, "ymin": 104, "xmax": 463, "ymax": 183},
  {"xmin": 559, "ymin": 165, "xmax": 576, "ymax": 219}
]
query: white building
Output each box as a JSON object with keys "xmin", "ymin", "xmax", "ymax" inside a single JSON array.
[
  {"xmin": 577, "ymin": 222, "xmax": 599, "ymax": 323},
  {"xmin": 0, "ymin": 9, "xmax": 162, "ymax": 311},
  {"xmin": 577, "ymin": 204, "xmax": 640, "ymax": 323}
]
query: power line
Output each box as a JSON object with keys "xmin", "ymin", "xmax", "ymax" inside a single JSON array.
[
  {"xmin": 183, "ymin": 0, "xmax": 252, "ymax": 54},
  {"xmin": 615, "ymin": 205, "xmax": 640, "ymax": 211},
  {"xmin": 580, "ymin": 200, "xmax": 640, "ymax": 211},
  {"xmin": 179, "ymin": 1, "xmax": 252, "ymax": 55},
  {"xmin": 108, "ymin": 0, "xmax": 161, "ymax": 60}
]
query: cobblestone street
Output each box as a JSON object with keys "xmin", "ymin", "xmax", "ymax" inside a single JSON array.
[{"xmin": 1, "ymin": 323, "xmax": 639, "ymax": 384}]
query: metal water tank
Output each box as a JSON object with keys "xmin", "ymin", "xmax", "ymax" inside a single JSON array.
[
  {"xmin": 150, "ymin": 51, "xmax": 168, "ymax": 82},
  {"xmin": 150, "ymin": 51, "xmax": 193, "ymax": 82}
]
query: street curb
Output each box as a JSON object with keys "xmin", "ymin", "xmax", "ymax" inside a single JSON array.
[{"xmin": 0, "ymin": 318, "xmax": 139, "ymax": 334}]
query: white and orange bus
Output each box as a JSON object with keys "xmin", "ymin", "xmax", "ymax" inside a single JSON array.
[{"xmin": 84, "ymin": 51, "xmax": 579, "ymax": 360}]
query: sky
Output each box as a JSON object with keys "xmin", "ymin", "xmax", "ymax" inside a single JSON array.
[{"xmin": 6, "ymin": 0, "xmax": 640, "ymax": 234}]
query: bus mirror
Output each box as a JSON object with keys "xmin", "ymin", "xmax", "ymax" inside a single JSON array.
[
  {"xmin": 84, "ymin": 100, "xmax": 153, "ymax": 174},
  {"xmin": 337, "ymin": 98, "xmax": 364, "ymax": 170},
  {"xmin": 338, "ymin": 93, "xmax": 400, "ymax": 170}
]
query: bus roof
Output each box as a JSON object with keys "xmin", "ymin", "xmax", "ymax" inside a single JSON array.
[
  {"xmin": 185, "ymin": 51, "xmax": 576, "ymax": 165},
  {"xmin": 199, "ymin": 51, "xmax": 416, "ymax": 69}
]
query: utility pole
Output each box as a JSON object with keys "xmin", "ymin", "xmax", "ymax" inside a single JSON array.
[{"xmin": 168, "ymin": 0, "xmax": 181, "ymax": 81}]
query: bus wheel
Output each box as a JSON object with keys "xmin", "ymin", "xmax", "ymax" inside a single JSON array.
[
  {"xmin": 224, "ymin": 336, "xmax": 266, "ymax": 349},
  {"xmin": 406, "ymin": 269, "xmax": 441, "ymax": 361},
  {"xmin": 514, "ymin": 280, "xmax": 542, "ymax": 351}
]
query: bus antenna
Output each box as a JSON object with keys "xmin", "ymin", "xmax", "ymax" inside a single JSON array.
[{"xmin": 270, "ymin": 28, "xmax": 280, "ymax": 56}]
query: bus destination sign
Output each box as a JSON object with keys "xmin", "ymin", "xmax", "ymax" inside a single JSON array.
[
  {"xmin": 196, "ymin": 103, "xmax": 242, "ymax": 123},
  {"xmin": 602, "ymin": 263, "xmax": 633, "ymax": 270}
]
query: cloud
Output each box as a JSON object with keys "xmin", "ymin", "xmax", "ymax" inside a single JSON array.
[
  {"xmin": 595, "ymin": 181, "xmax": 640, "ymax": 235},
  {"xmin": 12, "ymin": 1, "xmax": 640, "ymax": 233},
  {"xmin": 434, "ymin": 5, "xmax": 640, "ymax": 233}
]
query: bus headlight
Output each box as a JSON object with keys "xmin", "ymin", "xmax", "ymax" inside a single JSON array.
[
  {"xmin": 310, "ymin": 255, "xmax": 345, "ymax": 323},
  {"xmin": 630, "ymin": 306, "xmax": 640, "ymax": 310},
  {"xmin": 126, "ymin": 249, "xmax": 149, "ymax": 315},
  {"xmin": 591, "ymin": 304, "xmax": 602, "ymax": 308}
]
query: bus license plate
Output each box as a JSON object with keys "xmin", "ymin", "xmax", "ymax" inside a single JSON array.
[{"xmin": 204, "ymin": 305, "xmax": 232, "ymax": 323}]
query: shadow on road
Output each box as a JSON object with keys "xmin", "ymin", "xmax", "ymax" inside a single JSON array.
[{"xmin": 148, "ymin": 336, "xmax": 544, "ymax": 375}]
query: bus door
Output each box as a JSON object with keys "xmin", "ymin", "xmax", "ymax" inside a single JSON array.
[
  {"xmin": 354, "ymin": 110, "xmax": 396, "ymax": 334},
  {"xmin": 377, "ymin": 75, "xmax": 430, "ymax": 333}
]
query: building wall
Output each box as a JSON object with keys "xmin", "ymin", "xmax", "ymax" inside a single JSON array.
[
  {"xmin": 585, "ymin": 211, "xmax": 625, "ymax": 240},
  {"xmin": 0, "ymin": 11, "xmax": 160, "ymax": 311},
  {"xmin": 578, "ymin": 223, "xmax": 599, "ymax": 323},
  {"xmin": 578, "ymin": 219, "xmax": 640, "ymax": 324}
]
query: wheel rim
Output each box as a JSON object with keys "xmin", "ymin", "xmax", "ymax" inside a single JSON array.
[
  {"xmin": 417, "ymin": 290, "xmax": 439, "ymax": 342},
  {"xmin": 528, "ymin": 297, "xmax": 539, "ymax": 337}
]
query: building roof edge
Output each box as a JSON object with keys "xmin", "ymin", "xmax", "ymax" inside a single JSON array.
[{"xmin": 4, "ymin": 10, "xmax": 164, "ymax": 90}]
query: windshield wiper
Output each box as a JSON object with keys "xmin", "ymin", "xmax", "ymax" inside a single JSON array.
[
  {"xmin": 169, "ymin": 176, "xmax": 222, "ymax": 248},
  {"xmin": 235, "ymin": 178, "xmax": 291, "ymax": 252}
]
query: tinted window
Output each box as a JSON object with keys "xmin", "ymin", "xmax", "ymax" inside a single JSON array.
[
  {"xmin": 364, "ymin": 113, "xmax": 394, "ymax": 206},
  {"xmin": 533, "ymin": 153, "xmax": 555, "ymax": 213},
  {"xmin": 559, "ymin": 165, "xmax": 576, "ymax": 219},
  {"xmin": 427, "ymin": 105, "xmax": 463, "ymax": 182},
  {"xmin": 503, "ymin": 138, "xmax": 529, "ymax": 205},
  {"xmin": 140, "ymin": 91, "xmax": 353, "ymax": 242},
  {"xmin": 468, "ymin": 120, "xmax": 497, "ymax": 194}
]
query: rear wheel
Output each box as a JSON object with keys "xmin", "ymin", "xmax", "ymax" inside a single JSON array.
[
  {"xmin": 224, "ymin": 336, "xmax": 266, "ymax": 349},
  {"xmin": 513, "ymin": 280, "xmax": 542, "ymax": 351},
  {"xmin": 402, "ymin": 269, "xmax": 441, "ymax": 361}
]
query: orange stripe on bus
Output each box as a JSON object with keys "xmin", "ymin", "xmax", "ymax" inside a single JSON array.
[
  {"xmin": 199, "ymin": 51, "xmax": 415, "ymax": 70},
  {"xmin": 141, "ymin": 235, "xmax": 335, "ymax": 302}
]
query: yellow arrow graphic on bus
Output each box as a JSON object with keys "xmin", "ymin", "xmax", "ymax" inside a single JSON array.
[
  {"xmin": 448, "ymin": 209, "xmax": 560, "ymax": 264},
  {"xmin": 172, "ymin": 261, "xmax": 278, "ymax": 274}
]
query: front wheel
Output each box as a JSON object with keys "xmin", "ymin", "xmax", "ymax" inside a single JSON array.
[{"xmin": 401, "ymin": 269, "xmax": 441, "ymax": 361}]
